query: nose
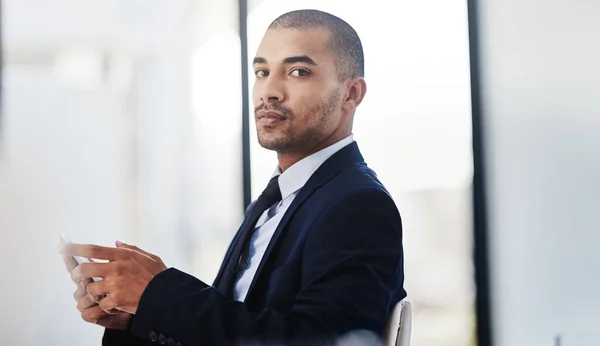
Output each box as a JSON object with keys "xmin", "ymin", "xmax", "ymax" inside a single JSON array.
[{"xmin": 259, "ymin": 76, "xmax": 285, "ymax": 104}]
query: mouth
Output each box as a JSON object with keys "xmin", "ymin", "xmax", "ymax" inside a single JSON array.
[{"xmin": 256, "ymin": 110, "xmax": 287, "ymax": 125}]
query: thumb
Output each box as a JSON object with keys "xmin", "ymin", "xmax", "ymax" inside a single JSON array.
[
  {"xmin": 115, "ymin": 240, "xmax": 154, "ymax": 258},
  {"xmin": 115, "ymin": 240, "xmax": 131, "ymax": 248},
  {"xmin": 115, "ymin": 240, "xmax": 141, "ymax": 252}
]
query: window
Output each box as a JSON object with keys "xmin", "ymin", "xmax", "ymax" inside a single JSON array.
[{"xmin": 246, "ymin": 2, "xmax": 476, "ymax": 345}]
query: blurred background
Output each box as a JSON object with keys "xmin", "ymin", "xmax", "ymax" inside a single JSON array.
[{"xmin": 0, "ymin": 0, "xmax": 598, "ymax": 345}]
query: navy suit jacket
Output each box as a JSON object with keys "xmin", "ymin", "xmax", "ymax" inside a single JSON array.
[{"xmin": 103, "ymin": 142, "xmax": 406, "ymax": 346}]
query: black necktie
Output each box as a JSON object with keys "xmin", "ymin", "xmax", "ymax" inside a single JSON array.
[{"xmin": 218, "ymin": 175, "xmax": 282, "ymax": 297}]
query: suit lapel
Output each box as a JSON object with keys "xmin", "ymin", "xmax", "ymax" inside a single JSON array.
[
  {"xmin": 244, "ymin": 142, "xmax": 365, "ymax": 300},
  {"xmin": 213, "ymin": 226, "xmax": 243, "ymax": 290},
  {"xmin": 213, "ymin": 200, "xmax": 259, "ymax": 288},
  {"xmin": 244, "ymin": 187, "xmax": 315, "ymax": 297}
]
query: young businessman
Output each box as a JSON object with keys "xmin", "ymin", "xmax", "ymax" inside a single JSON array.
[{"xmin": 61, "ymin": 9, "xmax": 406, "ymax": 346}]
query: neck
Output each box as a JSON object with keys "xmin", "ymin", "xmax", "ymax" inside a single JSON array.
[{"xmin": 276, "ymin": 132, "xmax": 350, "ymax": 172}]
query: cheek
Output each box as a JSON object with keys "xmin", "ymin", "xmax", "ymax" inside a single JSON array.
[
  {"xmin": 292, "ymin": 98, "xmax": 321, "ymax": 121},
  {"xmin": 290, "ymin": 92, "xmax": 319, "ymax": 114},
  {"xmin": 252, "ymin": 84, "xmax": 261, "ymax": 106}
]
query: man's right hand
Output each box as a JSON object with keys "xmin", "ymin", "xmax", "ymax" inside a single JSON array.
[
  {"xmin": 73, "ymin": 279, "xmax": 133, "ymax": 330},
  {"xmin": 63, "ymin": 253, "xmax": 132, "ymax": 330}
]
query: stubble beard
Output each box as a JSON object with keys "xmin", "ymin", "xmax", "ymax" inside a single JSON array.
[{"xmin": 257, "ymin": 88, "xmax": 341, "ymax": 154}]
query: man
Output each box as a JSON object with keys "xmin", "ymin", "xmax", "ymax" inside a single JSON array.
[{"xmin": 60, "ymin": 9, "xmax": 406, "ymax": 346}]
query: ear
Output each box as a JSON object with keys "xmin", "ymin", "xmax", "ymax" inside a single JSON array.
[{"xmin": 341, "ymin": 77, "xmax": 367, "ymax": 113}]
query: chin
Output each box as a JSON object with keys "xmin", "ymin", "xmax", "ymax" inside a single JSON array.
[
  {"xmin": 258, "ymin": 136, "xmax": 290, "ymax": 152},
  {"xmin": 257, "ymin": 139, "xmax": 279, "ymax": 151}
]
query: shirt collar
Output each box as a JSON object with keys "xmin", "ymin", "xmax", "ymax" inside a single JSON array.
[{"xmin": 271, "ymin": 134, "xmax": 355, "ymax": 199}]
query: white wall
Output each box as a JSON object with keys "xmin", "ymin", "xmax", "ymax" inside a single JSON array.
[
  {"xmin": 0, "ymin": 77, "xmax": 128, "ymax": 345},
  {"xmin": 0, "ymin": 0, "xmax": 242, "ymax": 344},
  {"xmin": 477, "ymin": 0, "xmax": 600, "ymax": 345}
]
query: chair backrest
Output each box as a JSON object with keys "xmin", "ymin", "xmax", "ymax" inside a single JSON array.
[{"xmin": 383, "ymin": 300, "xmax": 412, "ymax": 346}]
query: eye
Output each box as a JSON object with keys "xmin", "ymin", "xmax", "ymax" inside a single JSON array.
[
  {"xmin": 290, "ymin": 69, "xmax": 311, "ymax": 77},
  {"xmin": 255, "ymin": 69, "xmax": 269, "ymax": 78}
]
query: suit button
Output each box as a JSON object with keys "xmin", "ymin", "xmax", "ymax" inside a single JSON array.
[
  {"xmin": 167, "ymin": 338, "xmax": 176, "ymax": 346},
  {"xmin": 149, "ymin": 331, "xmax": 158, "ymax": 342},
  {"xmin": 158, "ymin": 333, "xmax": 168, "ymax": 344}
]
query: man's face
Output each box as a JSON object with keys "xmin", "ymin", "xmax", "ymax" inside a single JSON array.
[{"xmin": 252, "ymin": 28, "xmax": 344, "ymax": 154}]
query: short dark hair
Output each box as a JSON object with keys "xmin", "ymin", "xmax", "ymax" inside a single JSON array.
[{"xmin": 268, "ymin": 9, "xmax": 364, "ymax": 81}]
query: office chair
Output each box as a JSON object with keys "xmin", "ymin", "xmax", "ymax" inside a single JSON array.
[{"xmin": 383, "ymin": 300, "xmax": 412, "ymax": 346}]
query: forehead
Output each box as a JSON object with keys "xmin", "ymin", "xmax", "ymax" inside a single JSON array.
[{"xmin": 255, "ymin": 28, "xmax": 334, "ymax": 64}]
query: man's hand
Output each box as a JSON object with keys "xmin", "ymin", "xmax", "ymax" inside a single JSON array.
[
  {"xmin": 72, "ymin": 279, "xmax": 133, "ymax": 329},
  {"xmin": 61, "ymin": 251, "xmax": 133, "ymax": 330},
  {"xmin": 60, "ymin": 241, "xmax": 167, "ymax": 315}
]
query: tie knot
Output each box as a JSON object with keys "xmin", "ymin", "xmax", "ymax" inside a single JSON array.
[{"xmin": 262, "ymin": 175, "xmax": 282, "ymax": 202}]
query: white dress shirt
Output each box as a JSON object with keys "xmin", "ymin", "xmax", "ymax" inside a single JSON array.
[{"xmin": 234, "ymin": 134, "xmax": 355, "ymax": 302}]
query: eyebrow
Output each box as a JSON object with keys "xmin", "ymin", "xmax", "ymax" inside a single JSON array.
[{"xmin": 253, "ymin": 55, "xmax": 318, "ymax": 66}]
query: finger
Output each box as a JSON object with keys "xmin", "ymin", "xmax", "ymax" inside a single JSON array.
[
  {"xmin": 81, "ymin": 305, "xmax": 107, "ymax": 324},
  {"xmin": 77, "ymin": 292, "xmax": 98, "ymax": 311},
  {"xmin": 62, "ymin": 255, "xmax": 78, "ymax": 272},
  {"xmin": 98, "ymin": 295, "xmax": 119, "ymax": 315},
  {"xmin": 73, "ymin": 280, "xmax": 93, "ymax": 299},
  {"xmin": 115, "ymin": 241, "xmax": 156, "ymax": 260},
  {"xmin": 73, "ymin": 284, "xmax": 86, "ymax": 301},
  {"xmin": 86, "ymin": 280, "xmax": 110, "ymax": 298},
  {"xmin": 59, "ymin": 243, "xmax": 120, "ymax": 261},
  {"xmin": 71, "ymin": 262, "xmax": 111, "ymax": 282}
]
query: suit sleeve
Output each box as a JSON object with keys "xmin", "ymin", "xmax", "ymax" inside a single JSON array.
[
  {"xmin": 102, "ymin": 318, "xmax": 154, "ymax": 346},
  {"xmin": 106, "ymin": 188, "xmax": 405, "ymax": 346}
]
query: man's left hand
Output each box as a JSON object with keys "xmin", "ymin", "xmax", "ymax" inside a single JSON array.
[{"xmin": 59, "ymin": 241, "xmax": 167, "ymax": 315}]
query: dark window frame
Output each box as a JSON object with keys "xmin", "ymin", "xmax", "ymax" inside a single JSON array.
[{"xmin": 467, "ymin": 0, "xmax": 494, "ymax": 345}]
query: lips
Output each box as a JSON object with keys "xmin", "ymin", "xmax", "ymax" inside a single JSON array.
[
  {"xmin": 257, "ymin": 110, "xmax": 286, "ymax": 120},
  {"xmin": 256, "ymin": 109, "xmax": 287, "ymax": 126}
]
